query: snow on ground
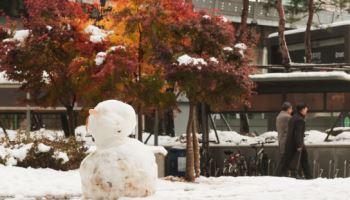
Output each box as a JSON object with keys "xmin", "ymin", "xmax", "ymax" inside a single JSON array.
[
  {"xmin": 2, "ymin": 166, "xmax": 350, "ymax": 199},
  {"xmin": 0, "ymin": 166, "xmax": 81, "ymax": 198}
]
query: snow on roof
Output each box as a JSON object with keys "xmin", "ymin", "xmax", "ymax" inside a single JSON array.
[
  {"xmin": 268, "ymin": 20, "xmax": 350, "ymax": 38},
  {"xmin": 250, "ymin": 71, "xmax": 350, "ymax": 82}
]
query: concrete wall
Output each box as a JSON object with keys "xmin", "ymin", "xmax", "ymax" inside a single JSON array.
[{"xmin": 209, "ymin": 145, "xmax": 350, "ymax": 178}]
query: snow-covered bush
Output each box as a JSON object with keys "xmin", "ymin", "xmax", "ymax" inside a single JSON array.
[{"xmin": 0, "ymin": 131, "xmax": 87, "ymax": 170}]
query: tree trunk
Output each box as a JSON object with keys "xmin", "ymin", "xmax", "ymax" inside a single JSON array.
[
  {"xmin": 66, "ymin": 106, "xmax": 75, "ymax": 138},
  {"xmin": 185, "ymin": 104, "xmax": 195, "ymax": 182},
  {"xmin": 0, "ymin": 122, "xmax": 9, "ymax": 141},
  {"xmin": 305, "ymin": 0, "xmax": 314, "ymax": 63},
  {"xmin": 276, "ymin": 0, "xmax": 291, "ymax": 69},
  {"xmin": 137, "ymin": 105, "xmax": 143, "ymax": 141},
  {"xmin": 136, "ymin": 23, "xmax": 144, "ymax": 142},
  {"xmin": 192, "ymin": 108, "xmax": 201, "ymax": 177},
  {"xmin": 238, "ymin": 0, "xmax": 249, "ymax": 42},
  {"xmin": 239, "ymin": 113, "xmax": 250, "ymax": 134}
]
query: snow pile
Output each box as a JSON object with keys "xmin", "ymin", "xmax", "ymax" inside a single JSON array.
[
  {"xmin": 325, "ymin": 127, "xmax": 350, "ymax": 133},
  {"xmin": 37, "ymin": 143, "xmax": 51, "ymax": 153},
  {"xmin": 177, "ymin": 54, "xmax": 207, "ymax": 66},
  {"xmin": 208, "ymin": 130, "xmax": 278, "ymax": 145},
  {"xmin": 142, "ymin": 132, "xmax": 180, "ymax": 146},
  {"xmin": 0, "ymin": 129, "xmax": 18, "ymax": 141},
  {"xmin": 209, "ymin": 130, "xmax": 256, "ymax": 144},
  {"xmin": 5, "ymin": 143, "xmax": 33, "ymax": 166},
  {"xmin": 304, "ymin": 130, "xmax": 330, "ymax": 144},
  {"xmin": 29, "ymin": 128, "xmax": 65, "ymax": 141},
  {"xmin": 335, "ymin": 132, "xmax": 350, "ymax": 141},
  {"xmin": 95, "ymin": 52, "xmax": 107, "ymax": 66},
  {"xmin": 53, "ymin": 151, "xmax": 69, "ymax": 164},
  {"xmin": 258, "ymin": 131, "xmax": 278, "ymax": 142},
  {"xmin": 84, "ymin": 25, "xmax": 113, "ymax": 43}
]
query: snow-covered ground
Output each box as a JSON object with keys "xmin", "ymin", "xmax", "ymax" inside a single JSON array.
[{"xmin": 1, "ymin": 166, "xmax": 350, "ymax": 199}]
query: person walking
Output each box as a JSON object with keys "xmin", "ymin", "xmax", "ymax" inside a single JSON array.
[
  {"xmin": 275, "ymin": 102, "xmax": 292, "ymax": 176},
  {"xmin": 283, "ymin": 103, "xmax": 312, "ymax": 179}
]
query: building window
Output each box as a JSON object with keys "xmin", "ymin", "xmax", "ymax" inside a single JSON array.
[{"xmin": 0, "ymin": 0, "xmax": 25, "ymax": 18}]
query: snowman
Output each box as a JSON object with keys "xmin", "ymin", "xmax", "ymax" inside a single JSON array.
[{"xmin": 80, "ymin": 100, "xmax": 157, "ymax": 200}]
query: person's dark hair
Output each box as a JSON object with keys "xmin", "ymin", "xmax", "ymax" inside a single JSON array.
[
  {"xmin": 281, "ymin": 101, "xmax": 292, "ymax": 111},
  {"xmin": 296, "ymin": 102, "xmax": 307, "ymax": 113}
]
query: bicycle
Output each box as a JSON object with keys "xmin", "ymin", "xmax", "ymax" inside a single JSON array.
[
  {"xmin": 222, "ymin": 139, "xmax": 248, "ymax": 176},
  {"xmin": 248, "ymin": 139, "xmax": 275, "ymax": 176}
]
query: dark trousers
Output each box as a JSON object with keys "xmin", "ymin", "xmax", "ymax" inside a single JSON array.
[
  {"xmin": 275, "ymin": 153, "xmax": 287, "ymax": 176},
  {"xmin": 299, "ymin": 148, "xmax": 312, "ymax": 179},
  {"xmin": 277, "ymin": 148, "xmax": 312, "ymax": 179}
]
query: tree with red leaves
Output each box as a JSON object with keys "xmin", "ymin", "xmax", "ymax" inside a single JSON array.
[
  {"xmin": 105, "ymin": 0, "xmax": 195, "ymax": 141},
  {"xmin": 0, "ymin": 0, "xmax": 106, "ymax": 137},
  {"xmin": 167, "ymin": 12, "xmax": 255, "ymax": 181}
]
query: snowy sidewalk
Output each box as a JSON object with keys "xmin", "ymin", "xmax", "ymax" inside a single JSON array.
[{"xmin": 1, "ymin": 166, "xmax": 350, "ymax": 199}]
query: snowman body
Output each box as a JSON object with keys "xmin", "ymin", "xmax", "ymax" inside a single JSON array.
[{"xmin": 80, "ymin": 100, "xmax": 157, "ymax": 200}]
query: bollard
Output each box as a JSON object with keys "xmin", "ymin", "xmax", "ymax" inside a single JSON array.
[
  {"xmin": 328, "ymin": 160, "xmax": 333, "ymax": 179},
  {"xmin": 334, "ymin": 169, "xmax": 339, "ymax": 178},
  {"xmin": 215, "ymin": 168, "xmax": 220, "ymax": 177},
  {"xmin": 319, "ymin": 168, "xmax": 324, "ymax": 177},
  {"xmin": 271, "ymin": 162, "xmax": 276, "ymax": 176},
  {"xmin": 209, "ymin": 158, "xmax": 215, "ymax": 177},
  {"xmin": 344, "ymin": 160, "xmax": 347, "ymax": 178},
  {"xmin": 313, "ymin": 160, "xmax": 317, "ymax": 178}
]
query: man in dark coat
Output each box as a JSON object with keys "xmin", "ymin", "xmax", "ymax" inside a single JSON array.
[
  {"xmin": 275, "ymin": 102, "xmax": 292, "ymax": 176},
  {"xmin": 281, "ymin": 103, "xmax": 312, "ymax": 179}
]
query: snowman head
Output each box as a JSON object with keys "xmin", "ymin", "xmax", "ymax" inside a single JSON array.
[{"xmin": 87, "ymin": 100, "xmax": 136, "ymax": 149}]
